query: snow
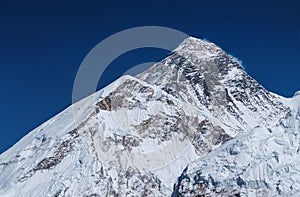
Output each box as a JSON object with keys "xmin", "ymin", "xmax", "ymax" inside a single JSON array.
[{"xmin": 0, "ymin": 36, "xmax": 299, "ymax": 196}]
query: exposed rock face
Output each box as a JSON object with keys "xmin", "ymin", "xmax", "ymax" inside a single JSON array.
[
  {"xmin": 137, "ymin": 37, "xmax": 289, "ymax": 135},
  {"xmin": 0, "ymin": 37, "xmax": 299, "ymax": 196}
]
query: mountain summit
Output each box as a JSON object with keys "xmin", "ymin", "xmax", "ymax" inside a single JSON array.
[{"xmin": 0, "ymin": 37, "xmax": 299, "ymax": 196}]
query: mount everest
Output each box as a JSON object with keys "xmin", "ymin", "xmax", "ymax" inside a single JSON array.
[{"xmin": 0, "ymin": 37, "xmax": 299, "ymax": 196}]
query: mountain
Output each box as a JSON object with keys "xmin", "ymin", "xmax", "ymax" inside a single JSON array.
[{"xmin": 0, "ymin": 37, "xmax": 299, "ymax": 196}]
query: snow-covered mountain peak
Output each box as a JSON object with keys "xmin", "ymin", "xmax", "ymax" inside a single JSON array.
[
  {"xmin": 294, "ymin": 90, "xmax": 300, "ymax": 97},
  {"xmin": 138, "ymin": 38, "xmax": 288, "ymax": 136},
  {"xmin": 292, "ymin": 91, "xmax": 300, "ymax": 109},
  {"xmin": 174, "ymin": 37, "xmax": 222, "ymax": 59},
  {"xmin": 0, "ymin": 36, "xmax": 299, "ymax": 196}
]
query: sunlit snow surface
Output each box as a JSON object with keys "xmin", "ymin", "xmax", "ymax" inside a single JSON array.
[{"xmin": 0, "ymin": 37, "xmax": 299, "ymax": 196}]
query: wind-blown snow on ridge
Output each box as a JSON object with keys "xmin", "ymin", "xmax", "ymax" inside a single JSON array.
[{"xmin": 0, "ymin": 37, "xmax": 299, "ymax": 196}]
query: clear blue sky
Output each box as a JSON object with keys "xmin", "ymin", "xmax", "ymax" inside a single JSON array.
[{"xmin": 0, "ymin": 0, "xmax": 299, "ymax": 153}]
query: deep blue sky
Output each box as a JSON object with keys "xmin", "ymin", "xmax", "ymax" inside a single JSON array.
[{"xmin": 0, "ymin": 0, "xmax": 299, "ymax": 153}]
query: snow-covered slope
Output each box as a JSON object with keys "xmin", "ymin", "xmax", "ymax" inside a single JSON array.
[
  {"xmin": 0, "ymin": 37, "xmax": 299, "ymax": 196},
  {"xmin": 172, "ymin": 94, "xmax": 300, "ymax": 196}
]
